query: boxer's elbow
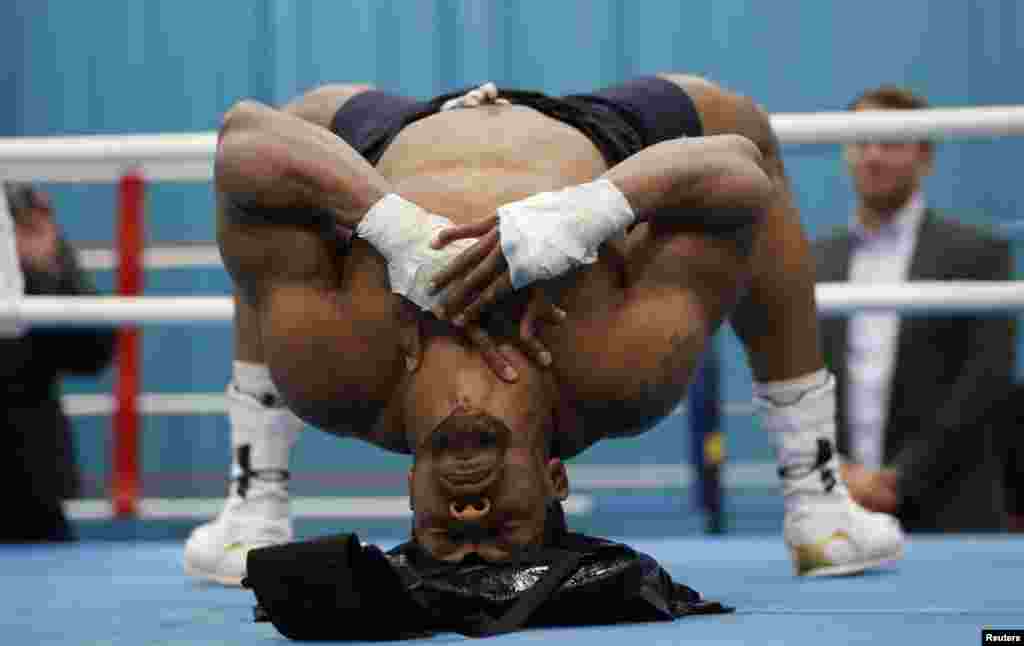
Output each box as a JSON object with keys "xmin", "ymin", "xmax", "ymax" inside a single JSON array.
[
  {"xmin": 708, "ymin": 149, "xmax": 775, "ymax": 213},
  {"xmin": 219, "ymin": 99, "xmax": 274, "ymax": 141},
  {"xmin": 686, "ymin": 141, "xmax": 774, "ymax": 221},
  {"xmin": 215, "ymin": 102, "xmax": 293, "ymax": 198},
  {"xmin": 709, "ymin": 133, "xmax": 764, "ymax": 166}
]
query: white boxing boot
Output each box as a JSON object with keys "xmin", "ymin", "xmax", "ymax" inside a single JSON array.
[
  {"xmin": 184, "ymin": 362, "xmax": 302, "ymax": 586},
  {"xmin": 755, "ymin": 370, "xmax": 905, "ymax": 577}
]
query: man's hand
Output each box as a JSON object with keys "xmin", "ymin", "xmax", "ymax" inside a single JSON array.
[
  {"xmin": 429, "ymin": 179, "xmax": 635, "ymax": 327},
  {"xmin": 14, "ymin": 208, "xmax": 61, "ymax": 275},
  {"xmin": 464, "ymin": 287, "xmax": 566, "ymax": 381},
  {"xmin": 367, "ymin": 197, "xmax": 564, "ymax": 383},
  {"xmin": 429, "ymin": 215, "xmax": 508, "ymax": 326},
  {"xmin": 841, "ymin": 463, "xmax": 899, "ymax": 514},
  {"xmin": 404, "ymin": 282, "xmax": 565, "ymax": 383},
  {"xmin": 356, "ymin": 193, "xmax": 479, "ymax": 312}
]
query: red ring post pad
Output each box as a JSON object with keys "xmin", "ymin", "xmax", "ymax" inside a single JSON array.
[{"xmin": 112, "ymin": 171, "xmax": 144, "ymax": 517}]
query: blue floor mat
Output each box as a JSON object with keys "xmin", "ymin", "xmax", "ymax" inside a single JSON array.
[{"xmin": 3, "ymin": 534, "xmax": 1021, "ymax": 645}]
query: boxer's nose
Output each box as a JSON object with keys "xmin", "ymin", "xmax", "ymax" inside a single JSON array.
[{"xmin": 449, "ymin": 496, "xmax": 491, "ymax": 522}]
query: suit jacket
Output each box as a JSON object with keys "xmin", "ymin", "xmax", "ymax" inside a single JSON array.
[
  {"xmin": 813, "ymin": 210, "xmax": 1015, "ymax": 532},
  {"xmin": 0, "ymin": 237, "xmax": 116, "ymax": 540}
]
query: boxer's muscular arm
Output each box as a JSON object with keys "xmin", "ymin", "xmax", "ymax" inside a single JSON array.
[
  {"xmin": 216, "ymin": 93, "xmax": 405, "ymax": 434},
  {"xmin": 214, "ymin": 96, "xmax": 390, "ymax": 303},
  {"xmin": 216, "ymin": 98, "xmax": 388, "ymax": 230},
  {"xmin": 602, "ymin": 134, "xmax": 773, "ymax": 238}
]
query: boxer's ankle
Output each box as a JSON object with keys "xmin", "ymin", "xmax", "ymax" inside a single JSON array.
[
  {"xmin": 226, "ymin": 361, "xmax": 303, "ymax": 506},
  {"xmin": 753, "ymin": 369, "xmax": 847, "ymax": 507}
]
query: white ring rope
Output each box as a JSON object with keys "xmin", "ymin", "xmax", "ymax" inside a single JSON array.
[
  {"xmin": 1, "ymin": 296, "xmax": 232, "ymax": 325},
  {"xmin": 0, "ymin": 133, "xmax": 216, "ymax": 183},
  {"xmin": 0, "ymin": 104, "xmax": 1022, "ymax": 325},
  {"xmin": 770, "ymin": 106, "xmax": 1024, "ymax": 144},
  {"xmin": 2, "ymin": 282, "xmax": 1023, "ymax": 326},
  {"xmin": 0, "ymin": 105, "xmax": 1022, "ymax": 182}
]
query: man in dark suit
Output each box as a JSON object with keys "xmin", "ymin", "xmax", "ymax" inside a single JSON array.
[
  {"xmin": 812, "ymin": 86, "xmax": 1015, "ymax": 532},
  {"xmin": 0, "ymin": 183, "xmax": 117, "ymax": 541}
]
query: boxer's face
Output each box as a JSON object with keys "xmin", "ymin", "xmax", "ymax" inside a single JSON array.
[
  {"xmin": 408, "ymin": 412, "xmax": 568, "ymax": 562},
  {"xmin": 844, "ymin": 101, "xmax": 933, "ymax": 213}
]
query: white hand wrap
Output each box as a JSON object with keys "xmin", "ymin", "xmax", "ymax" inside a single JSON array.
[
  {"xmin": 355, "ymin": 193, "xmax": 476, "ymax": 311},
  {"xmin": 498, "ymin": 179, "xmax": 635, "ymax": 289}
]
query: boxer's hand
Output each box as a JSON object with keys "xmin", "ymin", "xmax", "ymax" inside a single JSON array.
[
  {"xmin": 429, "ymin": 179, "xmax": 634, "ymax": 326},
  {"xmin": 462, "ymin": 321, "xmax": 518, "ymax": 382},
  {"xmin": 397, "ymin": 286, "xmax": 560, "ymax": 383},
  {"xmin": 518, "ymin": 288, "xmax": 567, "ymax": 368},
  {"xmin": 356, "ymin": 193, "xmax": 477, "ymax": 312},
  {"xmin": 460, "ymin": 288, "xmax": 566, "ymax": 382},
  {"xmin": 429, "ymin": 215, "xmax": 508, "ymax": 326}
]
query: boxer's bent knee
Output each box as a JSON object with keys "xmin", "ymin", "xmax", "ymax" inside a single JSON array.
[
  {"xmin": 557, "ymin": 290, "xmax": 707, "ymax": 434},
  {"xmin": 259, "ymin": 284, "xmax": 400, "ymax": 430},
  {"xmin": 629, "ymin": 225, "xmax": 752, "ymax": 320}
]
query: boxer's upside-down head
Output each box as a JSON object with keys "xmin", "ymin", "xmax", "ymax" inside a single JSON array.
[
  {"xmin": 400, "ymin": 330, "xmax": 570, "ymax": 562},
  {"xmin": 408, "ymin": 409, "xmax": 569, "ymax": 562}
]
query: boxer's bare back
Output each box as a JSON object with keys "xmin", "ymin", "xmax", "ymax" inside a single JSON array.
[{"xmin": 218, "ymin": 79, "xmax": 753, "ymax": 458}]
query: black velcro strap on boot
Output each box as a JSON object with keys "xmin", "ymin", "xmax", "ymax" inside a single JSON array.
[
  {"xmin": 234, "ymin": 445, "xmax": 290, "ymax": 498},
  {"xmin": 777, "ymin": 438, "xmax": 837, "ymax": 492}
]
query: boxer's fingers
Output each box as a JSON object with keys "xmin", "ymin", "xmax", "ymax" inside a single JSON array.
[
  {"xmin": 431, "ymin": 215, "xmax": 498, "ymax": 249},
  {"xmin": 518, "ymin": 291, "xmax": 566, "ymax": 367},
  {"xmin": 465, "ymin": 323, "xmax": 517, "ymax": 382},
  {"xmin": 438, "ymin": 245, "xmax": 507, "ymax": 323},
  {"xmin": 456, "ymin": 272, "xmax": 514, "ymax": 328},
  {"xmin": 430, "ymin": 228, "xmax": 499, "ymax": 295}
]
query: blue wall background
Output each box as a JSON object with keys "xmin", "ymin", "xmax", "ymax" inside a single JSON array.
[{"xmin": 2, "ymin": 1, "xmax": 1022, "ymax": 515}]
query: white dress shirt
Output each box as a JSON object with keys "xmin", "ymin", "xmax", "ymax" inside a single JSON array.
[
  {"xmin": 845, "ymin": 191, "xmax": 927, "ymax": 469},
  {"xmin": 0, "ymin": 189, "xmax": 25, "ymax": 337}
]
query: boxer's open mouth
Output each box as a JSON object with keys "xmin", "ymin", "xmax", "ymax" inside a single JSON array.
[{"xmin": 440, "ymin": 464, "xmax": 499, "ymax": 494}]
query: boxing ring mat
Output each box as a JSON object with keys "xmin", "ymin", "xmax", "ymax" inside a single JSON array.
[
  {"xmin": 3, "ymin": 534, "xmax": 1020, "ymax": 645},
  {"xmin": 3, "ymin": 105, "xmax": 1024, "ymax": 645}
]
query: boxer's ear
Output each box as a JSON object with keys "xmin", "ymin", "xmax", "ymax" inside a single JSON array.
[
  {"xmin": 396, "ymin": 299, "xmax": 422, "ymax": 374},
  {"xmin": 546, "ymin": 458, "xmax": 569, "ymax": 500}
]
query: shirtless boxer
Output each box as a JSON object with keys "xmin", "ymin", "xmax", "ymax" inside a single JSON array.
[{"xmin": 184, "ymin": 77, "xmax": 904, "ymax": 584}]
